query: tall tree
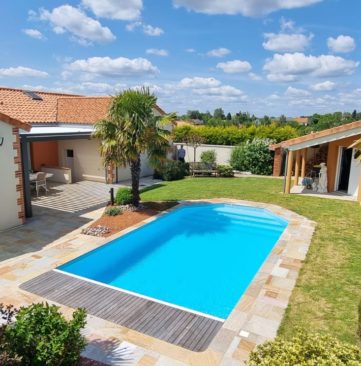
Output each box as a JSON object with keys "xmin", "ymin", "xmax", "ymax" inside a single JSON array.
[
  {"xmin": 93, "ymin": 88, "xmax": 172, "ymax": 206},
  {"xmin": 214, "ymin": 108, "xmax": 225, "ymax": 120}
]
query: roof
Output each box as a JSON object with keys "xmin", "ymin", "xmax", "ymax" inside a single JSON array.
[
  {"xmin": 0, "ymin": 87, "xmax": 80, "ymax": 123},
  {"xmin": 0, "ymin": 86, "xmax": 166, "ymax": 125},
  {"xmin": 270, "ymin": 120, "xmax": 361, "ymax": 151},
  {"xmin": 57, "ymin": 97, "xmax": 112, "ymax": 124},
  {"xmin": 0, "ymin": 111, "xmax": 31, "ymax": 131}
]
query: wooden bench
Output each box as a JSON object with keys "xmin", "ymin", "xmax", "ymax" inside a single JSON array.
[{"xmin": 189, "ymin": 162, "xmax": 217, "ymax": 177}]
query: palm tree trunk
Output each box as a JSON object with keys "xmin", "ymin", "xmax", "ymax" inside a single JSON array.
[{"xmin": 130, "ymin": 155, "xmax": 141, "ymax": 206}]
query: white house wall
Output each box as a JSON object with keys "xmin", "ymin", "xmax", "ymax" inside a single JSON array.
[
  {"xmin": 58, "ymin": 139, "xmax": 106, "ymax": 183},
  {"xmin": 0, "ymin": 122, "xmax": 22, "ymax": 231}
]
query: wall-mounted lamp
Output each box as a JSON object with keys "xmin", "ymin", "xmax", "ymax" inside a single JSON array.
[{"xmin": 0, "ymin": 137, "xmax": 4, "ymax": 146}]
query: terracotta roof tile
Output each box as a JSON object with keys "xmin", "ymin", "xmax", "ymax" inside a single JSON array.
[
  {"xmin": 56, "ymin": 97, "xmax": 112, "ymax": 124},
  {"xmin": 0, "ymin": 86, "xmax": 80, "ymax": 123},
  {"xmin": 0, "ymin": 111, "xmax": 31, "ymax": 131},
  {"xmin": 0, "ymin": 86, "xmax": 166, "ymax": 125},
  {"xmin": 270, "ymin": 120, "xmax": 361, "ymax": 150}
]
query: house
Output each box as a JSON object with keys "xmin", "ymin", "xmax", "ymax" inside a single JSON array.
[
  {"xmin": 293, "ymin": 116, "xmax": 310, "ymax": 125},
  {"xmin": 0, "ymin": 87, "xmax": 166, "ymax": 230},
  {"xmin": 270, "ymin": 120, "xmax": 361, "ymax": 202},
  {"xmin": 0, "ymin": 113, "xmax": 31, "ymax": 231}
]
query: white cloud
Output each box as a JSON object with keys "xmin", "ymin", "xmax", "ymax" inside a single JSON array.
[
  {"xmin": 264, "ymin": 52, "xmax": 359, "ymax": 82},
  {"xmin": 193, "ymin": 85, "xmax": 245, "ymax": 97},
  {"xmin": 179, "ymin": 76, "xmax": 221, "ymax": 88},
  {"xmin": 64, "ymin": 56, "xmax": 159, "ymax": 79},
  {"xmin": 310, "ymin": 80, "xmax": 336, "ymax": 91},
  {"xmin": 81, "ymin": 0, "xmax": 142, "ymax": 20},
  {"xmin": 23, "ymin": 28, "xmax": 44, "ymax": 40},
  {"xmin": 146, "ymin": 48, "xmax": 169, "ymax": 56},
  {"xmin": 248, "ymin": 72, "xmax": 262, "ymax": 80},
  {"xmin": 263, "ymin": 33, "xmax": 313, "ymax": 52},
  {"xmin": 206, "ymin": 48, "xmax": 231, "ymax": 57},
  {"xmin": 173, "ymin": 0, "xmax": 323, "ymax": 17},
  {"xmin": 327, "ymin": 35, "xmax": 356, "ymax": 53},
  {"xmin": 216, "ymin": 60, "xmax": 252, "ymax": 73},
  {"xmin": 185, "ymin": 48, "xmax": 196, "ymax": 53},
  {"xmin": 38, "ymin": 5, "xmax": 115, "ymax": 44},
  {"xmin": 0, "ymin": 66, "xmax": 48, "ymax": 78},
  {"xmin": 285, "ymin": 86, "xmax": 310, "ymax": 97},
  {"xmin": 126, "ymin": 22, "xmax": 164, "ymax": 36}
]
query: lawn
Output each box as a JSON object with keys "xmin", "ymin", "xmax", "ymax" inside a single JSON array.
[{"xmin": 141, "ymin": 177, "xmax": 361, "ymax": 344}]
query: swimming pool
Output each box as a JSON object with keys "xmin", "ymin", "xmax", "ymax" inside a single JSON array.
[{"xmin": 59, "ymin": 203, "xmax": 287, "ymax": 320}]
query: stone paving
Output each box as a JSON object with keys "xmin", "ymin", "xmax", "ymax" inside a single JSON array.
[{"xmin": 0, "ymin": 199, "xmax": 315, "ymax": 366}]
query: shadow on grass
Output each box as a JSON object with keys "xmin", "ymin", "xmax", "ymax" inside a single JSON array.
[{"xmin": 140, "ymin": 182, "xmax": 166, "ymax": 194}]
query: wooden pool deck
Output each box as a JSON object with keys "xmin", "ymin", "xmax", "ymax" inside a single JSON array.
[{"xmin": 20, "ymin": 270, "xmax": 223, "ymax": 352}]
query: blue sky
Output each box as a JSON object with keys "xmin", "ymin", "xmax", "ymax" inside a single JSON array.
[{"xmin": 1, "ymin": 0, "xmax": 361, "ymax": 116}]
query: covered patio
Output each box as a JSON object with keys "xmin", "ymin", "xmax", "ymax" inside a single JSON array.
[{"xmin": 271, "ymin": 121, "xmax": 361, "ymax": 202}]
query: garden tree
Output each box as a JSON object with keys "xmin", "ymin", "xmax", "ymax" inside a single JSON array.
[
  {"xmin": 187, "ymin": 110, "xmax": 203, "ymax": 120},
  {"xmin": 226, "ymin": 112, "xmax": 232, "ymax": 120},
  {"xmin": 214, "ymin": 107, "xmax": 225, "ymax": 120},
  {"xmin": 279, "ymin": 114, "xmax": 287, "ymax": 124},
  {"xmin": 352, "ymin": 109, "xmax": 357, "ymax": 120},
  {"xmin": 183, "ymin": 131, "xmax": 205, "ymax": 165},
  {"xmin": 261, "ymin": 115, "xmax": 271, "ymax": 125},
  {"xmin": 93, "ymin": 88, "xmax": 173, "ymax": 206}
]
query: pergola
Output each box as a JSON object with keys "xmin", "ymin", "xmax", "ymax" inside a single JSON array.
[{"xmin": 270, "ymin": 120, "xmax": 361, "ymax": 201}]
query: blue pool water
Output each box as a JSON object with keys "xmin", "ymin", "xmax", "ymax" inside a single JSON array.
[{"xmin": 59, "ymin": 204, "xmax": 287, "ymax": 319}]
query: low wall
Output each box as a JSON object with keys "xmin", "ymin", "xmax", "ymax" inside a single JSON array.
[{"xmin": 173, "ymin": 143, "xmax": 234, "ymax": 165}]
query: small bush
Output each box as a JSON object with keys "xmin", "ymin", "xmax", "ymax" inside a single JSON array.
[
  {"xmin": 105, "ymin": 206, "xmax": 122, "ymax": 216},
  {"xmin": 200, "ymin": 150, "xmax": 217, "ymax": 166},
  {"xmin": 158, "ymin": 160, "xmax": 188, "ymax": 181},
  {"xmin": 4, "ymin": 303, "xmax": 87, "ymax": 366},
  {"xmin": 217, "ymin": 165, "xmax": 234, "ymax": 177},
  {"xmin": 248, "ymin": 330, "xmax": 361, "ymax": 366},
  {"xmin": 0, "ymin": 304, "xmax": 18, "ymax": 364},
  {"xmin": 115, "ymin": 188, "xmax": 133, "ymax": 205},
  {"xmin": 230, "ymin": 139, "xmax": 274, "ymax": 175}
]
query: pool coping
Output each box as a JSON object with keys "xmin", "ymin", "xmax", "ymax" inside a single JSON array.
[{"xmin": 15, "ymin": 198, "xmax": 316, "ymax": 365}]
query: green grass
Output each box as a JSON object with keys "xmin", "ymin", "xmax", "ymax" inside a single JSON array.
[{"xmin": 141, "ymin": 177, "xmax": 361, "ymax": 344}]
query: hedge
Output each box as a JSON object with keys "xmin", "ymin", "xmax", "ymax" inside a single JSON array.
[{"xmin": 173, "ymin": 123, "xmax": 299, "ymax": 146}]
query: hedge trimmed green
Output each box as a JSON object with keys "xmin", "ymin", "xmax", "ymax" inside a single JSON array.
[
  {"xmin": 248, "ymin": 330, "xmax": 361, "ymax": 366},
  {"xmin": 115, "ymin": 188, "xmax": 133, "ymax": 205},
  {"xmin": 230, "ymin": 139, "xmax": 274, "ymax": 175},
  {"xmin": 173, "ymin": 123, "xmax": 298, "ymax": 146}
]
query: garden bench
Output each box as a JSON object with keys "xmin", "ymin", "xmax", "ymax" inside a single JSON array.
[{"xmin": 189, "ymin": 162, "xmax": 217, "ymax": 177}]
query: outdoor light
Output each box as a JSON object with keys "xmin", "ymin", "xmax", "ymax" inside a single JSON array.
[{"xmin": 0, "ymin": 137, "xmax": 4, "ymax": 146}]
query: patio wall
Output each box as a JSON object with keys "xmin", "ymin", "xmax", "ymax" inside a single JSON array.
[
  {"xmin": 30, "ymin": 141, "xmax": 59, "ymax": 171},
  {"xmin": 174, "ymin": 143, "xmax": 234, "ymax": 165}
]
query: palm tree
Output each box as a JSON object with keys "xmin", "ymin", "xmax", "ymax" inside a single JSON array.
[{"xmin": 93, "ymin": 87, "xmax": 173, "ymax": 206}]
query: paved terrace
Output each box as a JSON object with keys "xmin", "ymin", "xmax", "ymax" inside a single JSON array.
[{"xmin": 0, "ymin": 198, "xmax": 315, "ymax": 366}]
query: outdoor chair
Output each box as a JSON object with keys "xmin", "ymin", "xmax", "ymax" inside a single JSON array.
[{"xmin": 32, "ymin": 172, "xmax": 48, "ymax": 197}]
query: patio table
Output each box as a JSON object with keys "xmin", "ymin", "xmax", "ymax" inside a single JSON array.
[{"xmin": 29, "ymin": 172, "xmax": 54, "ymax": 181}]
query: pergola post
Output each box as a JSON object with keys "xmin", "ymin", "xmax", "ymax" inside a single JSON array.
[
  {"xmin": 285, "ymin": 150, "xmax": 294, "ymax": 194},
  {"xmin": 294, "ymin": 150, "xmax": 301, "ymax": 186},
  {"xmin": 301, "ymin": 148, "xmax": 307, "ymax": 179}
]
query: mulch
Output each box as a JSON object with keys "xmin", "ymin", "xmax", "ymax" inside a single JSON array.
[
  {"xmin": 80, "ymin": 357, "xmax": 108, "ymax": 366},
  {"xmin": 87, "ymin": 201, "xmax": 178, "ymax": 237}
]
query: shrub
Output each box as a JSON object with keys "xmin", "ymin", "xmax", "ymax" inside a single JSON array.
[
  {"xmin": 115, "ymin": 187, "xmax": 133, "ymax": 205},
  {"xmin": 0, "ymin": 304, "xmax": 18, "ymax": 364},
  {"xmin": 230, "ymin": 139, "xmax": 274, "ymax": 175},
  {"xmin": 158, "ymin": 160, "xmax": 188, "ymax": 181},
  {"xmin": 248, "ymin": 330, "xmax": 361, "ymax": 366},
  {"xmin": 217, "ymin": 165, "xmax": 234, "ymax": 177},
  {"xmin": 173, "ymin": 123, "xmax": 299, "ymax": 146},
  {"xmin": 200, "ymin": 150, "xmax": 217, "ymax": 166},
  {"xmin": 4, "ymin": 303, "xmax": 87, "ymax": 366},
  {"xmin": 105, "ymin": 206, "xmax": 122, "ymax": 216}
]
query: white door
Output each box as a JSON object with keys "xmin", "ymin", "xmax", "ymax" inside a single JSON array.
[{"xmin": 348, "ymin": 149, "xmax": 361, "ymax": 197}]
